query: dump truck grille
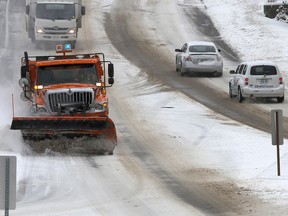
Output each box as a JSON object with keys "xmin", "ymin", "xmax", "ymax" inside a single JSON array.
[
  {"xmin": 45, "ymin": 89, "xmax": 94, "ymax": 113},
  {"xmin": 44, "ymin": 27, "xmax": 68, "ymax": 31}
]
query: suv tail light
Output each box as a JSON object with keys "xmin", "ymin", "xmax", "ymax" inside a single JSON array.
[
  {"xmin": 279, "ymin": 77, "xmax": 283, "ymax": 84},
  {"xmin": 244, "ymin": 77, "xmax": 249, "ymax": 85}
]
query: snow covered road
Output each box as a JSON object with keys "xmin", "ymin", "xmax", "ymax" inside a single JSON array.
[{"xmin": 0, "ymin": 0, "xmax": 288, "ymax": 215}]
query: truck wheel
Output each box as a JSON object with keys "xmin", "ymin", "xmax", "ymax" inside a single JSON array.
[
  {"xmin": 277, "ymin": 96, "xmax": 284, "ymax": 103},
  {"xmin": 35, "ymin": 41, "xmax": 41, "ymax": 49},
  {"xmin": 70, "ymin": 41, "xmax": 76, "ymax": 49}
]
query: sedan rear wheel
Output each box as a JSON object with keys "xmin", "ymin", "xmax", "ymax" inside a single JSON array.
[{"xmin": 180, "ymin": 63, "xmax": 185, "ymax": 76}]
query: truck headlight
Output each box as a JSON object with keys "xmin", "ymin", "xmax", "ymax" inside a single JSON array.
[
  {"xmin": 90, "ymin": 102, "xmax": 107, "ymax": 112},
  {"xmin": 68, "ymin": 28, "xmax": 76, "ymax": 34},
  {"xmin": 36, "ymin": 27, "xmax": 44, "ymax": 34}
]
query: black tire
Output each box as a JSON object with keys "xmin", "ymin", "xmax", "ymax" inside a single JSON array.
[
  {"xmin": 217, "ymin": 72, "xmax": 223, "ymax": 77},
  {"xmin": 180, "ymin": 63, "xmax": 185, "ymax": 76},
  {"xmin": 176, "ymin": 58, "xmax": 179, "ymax": 72},
  {"xmin": 35, "ymin": 41, "xmax": 41, "ymax": 49},
  {"xmin": 70, "ymin": 41, "xmax": 76, "ymax": 49},
  {"xmin": 229, "ymin": 85, "xmax": 234, "ymax": 98},
  {"xmin": 277, "ymin": 96, "xmax": 284, "ymax": 103},
  {"xmin": 237, "ymin": 88, "xmax": 243, "ymax": 103}
]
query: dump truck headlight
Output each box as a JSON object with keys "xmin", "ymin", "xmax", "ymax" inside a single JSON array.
[
  {"xmin": 36, "ymin": 27, "xmax": 44, "ymax": 34},
  {"xmin": 68, "ymin": 28, "xmax": 76, "ymax": 34}
]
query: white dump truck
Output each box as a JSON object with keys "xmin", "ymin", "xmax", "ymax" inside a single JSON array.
[{"xmin": 25, "ymin": 0, "xmax": 85, "ymax": 49}]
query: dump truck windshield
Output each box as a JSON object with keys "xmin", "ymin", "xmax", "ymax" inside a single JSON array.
[
  {"xmin": 38, "ymin": 64, "xmax": 98, "ymax": 85},
  {"xmin": 36, "ymin": 4, "xmax": 75, "ymax": 20}
]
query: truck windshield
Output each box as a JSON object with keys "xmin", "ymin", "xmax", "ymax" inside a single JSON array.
[
  {"xmin": 36, "ymin": 4, "xmax": 75, "ymax": 20},
  {"xmin": 38, "ymin": 64, "xmax": 99, "ymax": 85}
]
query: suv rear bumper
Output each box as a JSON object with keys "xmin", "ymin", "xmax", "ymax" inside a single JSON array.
[{"xmin": 242, "ymin": 86, "xmax": 285, "ymax": 97}]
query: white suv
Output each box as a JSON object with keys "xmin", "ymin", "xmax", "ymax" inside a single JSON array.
[{"xmin": 229, "ymin": 61, "xmax": 285, "ymax": 103}]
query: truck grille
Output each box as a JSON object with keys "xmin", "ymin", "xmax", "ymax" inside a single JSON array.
[
  {"xmin": 44, "ymin": 27, "xmax": 68, "ymax": 31},
  {"xmin": 45, "ymin": 89, "xmax": 94, "ymax": 113},
  {"xmin": 43, "ymin": 27, "xmax": 69, "ymax": 35}
]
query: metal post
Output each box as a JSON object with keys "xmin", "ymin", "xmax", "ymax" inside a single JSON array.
[
  {"xmin": 276, "ymin": 112, "xmax": 281, "ymax": 176},
  {"xmin": 5, "ymin": 158, "xmax": 9, "ymax": 216}
]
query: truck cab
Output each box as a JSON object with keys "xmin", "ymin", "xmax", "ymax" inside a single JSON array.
[
  {"xmin": 25, "ymin": 0, "xmax": 85, "ymax": 49},
  {"xmin": 11, "ymin": 44, "xmax": 117, "ymax": 154}
]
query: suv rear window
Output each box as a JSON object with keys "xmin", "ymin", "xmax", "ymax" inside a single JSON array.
[{"xmin": 250, "ymin": 65, "xmax": 277, "ymax": 75}]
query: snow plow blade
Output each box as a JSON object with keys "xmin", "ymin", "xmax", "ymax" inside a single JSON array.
[
  {"xmin": 10, "ymin": 116, "xmax": 117, "ymax": 155},
  {"xmin": 11, "ymin": 116, "xmax": 111, "ymax": 130}
]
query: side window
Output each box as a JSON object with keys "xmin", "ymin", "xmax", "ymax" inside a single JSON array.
[
  {"xmin": 238, "ymin": 64, "xmax": 245, "ymax": 74},
  {"xmin": 242, "ymin": 65, "xmax": 247, "ymax": 75},
  {"xmin": 182, "ymin": 43, "xmax": 187, "ymax": 52},
  {"xmin": 235, "ymin": 65, "xmax": 241, "ymax": 74}
]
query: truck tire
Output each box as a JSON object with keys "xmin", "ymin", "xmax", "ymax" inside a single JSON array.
[
  {"xmin": 71, "ymin": 41, "xmax": 76, "ymax": 49},
  {"xmin": 28, "ymin": 29, "xmax": 35, "ymax": 42},
  {"xmin": 277, "ymin": 96, "xmax": 284, "ymax": 103}
]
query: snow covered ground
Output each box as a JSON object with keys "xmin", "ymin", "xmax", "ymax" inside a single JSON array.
[
  {"xmin": 112, "ymin": 0, "xmax": 288, "ymax": 206},
  {"xmin": 1, "ymin": 0, "xmax": 288, "ymax": 214}
]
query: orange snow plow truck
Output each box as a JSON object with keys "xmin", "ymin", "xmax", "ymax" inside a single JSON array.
[{"xmin": 11, "ymin": 44, "xmax": 117, "ymax": 154}]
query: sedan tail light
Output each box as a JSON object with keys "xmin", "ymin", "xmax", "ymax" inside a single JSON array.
[{"xmin": 184, "ymin": 55, "xmax": 192, "ymax": 61}]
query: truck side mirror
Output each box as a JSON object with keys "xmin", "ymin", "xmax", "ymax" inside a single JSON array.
[
  {"xmin": 108, "ymin": 77, "xmax": 114, "ymax": 85},
  {"xmin": 81, "ymin": 6, "xmax": 85, "ymax": 16},
  {"xmin": 21, "ymin": 66, "xmax": 27, "ymax": 78},
  {"xmin": 19, "ymin": 78, "xmax": 29, "ymax": 88},
  {"xmin": 26, "ymin": 5, "xmax": 30, "ymax": 15},
  {"xmin": 108, "ymin": 63, "xmax": 114, "ymax": 77}
]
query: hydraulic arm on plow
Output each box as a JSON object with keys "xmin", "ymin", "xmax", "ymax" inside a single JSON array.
[{"xmin": 11, "ymin": 45, "xmax": 117, "ymax": 154}]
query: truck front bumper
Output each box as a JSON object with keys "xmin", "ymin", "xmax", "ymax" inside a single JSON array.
[{"xmin": 35, "ymin": 33, "xmax": 76, "ymax": 42}]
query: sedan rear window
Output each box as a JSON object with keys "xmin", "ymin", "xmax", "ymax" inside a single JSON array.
[
  {"xmin": 250, "ymin": 65, "xmax": 277, "ymax": 75},
  {"xmin": 189, "ymin": 45, "xmax": 216, "ymax": 53}
]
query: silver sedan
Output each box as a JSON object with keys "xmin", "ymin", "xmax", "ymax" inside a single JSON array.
[{"xmin": 175, "ymin": 41, "xmax": 223, "ymax": 77}]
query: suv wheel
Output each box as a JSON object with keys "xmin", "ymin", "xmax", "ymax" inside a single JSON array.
[
  {"xmin": 229, "ymin": 84, "xmax": 234, "ymax": 98},
  {"xmin": 217, "ymin": 72, "xmax": 223, "ymax": 77},
  {"xmin": 237, "ymin": 88, "xmax": 243, "ymax": 103},
  {"xmin": 277, "ymin": 96, "xmax": 284, "ymax": 103}
]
